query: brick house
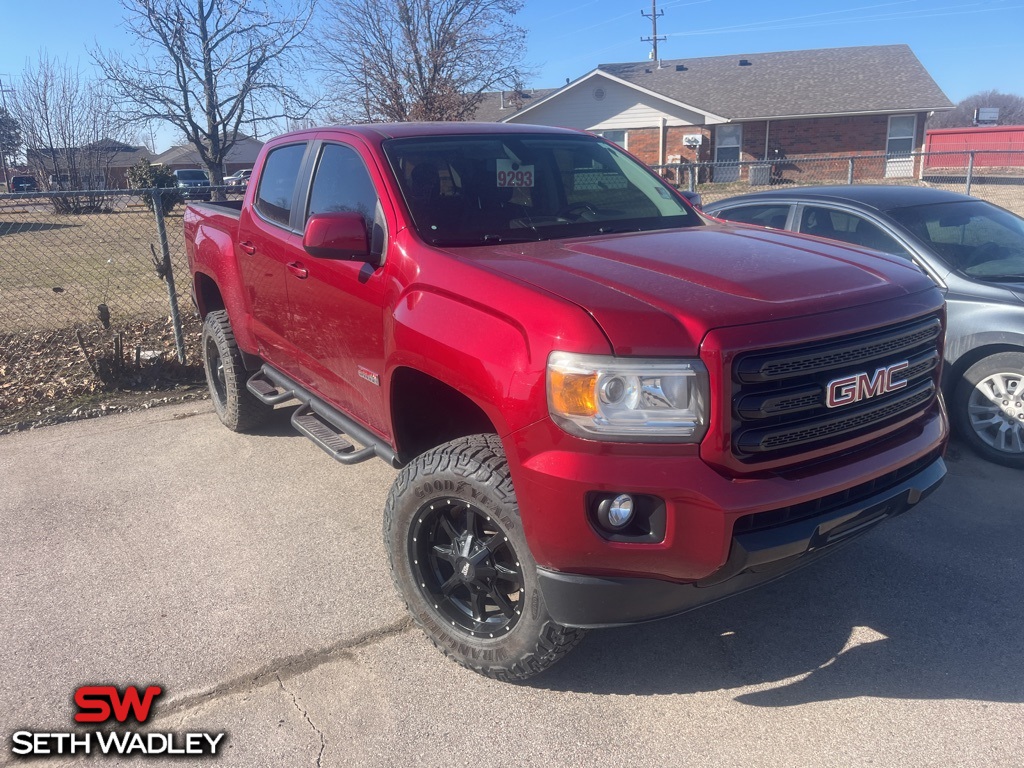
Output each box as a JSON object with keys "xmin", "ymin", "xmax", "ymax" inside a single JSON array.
[
  {"xmin": 473, "ymin": 45, "xmax": 953, "ymax": 182},
  {"xmin": 26, "ymin": 139, "xmax": 153, "ymax": 189}
]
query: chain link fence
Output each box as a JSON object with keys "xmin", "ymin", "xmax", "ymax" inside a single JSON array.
[
  {"xmin": 0, "ymin": 188, "xmax": 243, "ymax": 431},
  {"xmin": 3, "ymin": 149, "xmax": 1024, "ymax": 431},
  {"xmin": 654, "ymin": 150, "xmax": 1024, "ymax": 216}
]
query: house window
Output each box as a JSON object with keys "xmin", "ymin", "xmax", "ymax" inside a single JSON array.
[
  {"xmin": 595, "ymin": 130, "xmax": 627, "ymax": 149},
  {"xmin": 885, "ymin": 114, "xmax": 917, "ymax": 178},
  {"xmin": 714, "ymin": 124, "xmax": 742, "ymax": 183}
]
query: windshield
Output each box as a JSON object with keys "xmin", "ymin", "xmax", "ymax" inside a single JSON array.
[
  {"xmin": 177, "ymin": 170, "xmax": 209, "ymax": 181},
  {"xmin": 382, "ymin": 133, "xmax": 699, "ymax": 247},
  {"xmin": 888, "ymin": 199, "xmax": 1024, "ymax": 281}
]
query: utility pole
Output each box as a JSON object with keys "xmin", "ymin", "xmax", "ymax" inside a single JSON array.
[
  {"xmin": 641, "ymin": 0, "xmax": 666, "ymax": 62},
  {"xmin": 0, "ymin": 75, "xmax": 14, "ymax": 189}
]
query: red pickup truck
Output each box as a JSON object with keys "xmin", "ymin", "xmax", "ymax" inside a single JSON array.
[{"xmin": 185, "ymin": 123, "xmax": 948, "ymax": 680}]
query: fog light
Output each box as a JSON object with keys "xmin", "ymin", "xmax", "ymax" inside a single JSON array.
[{"xmin": 598, "ymin": 494, "xmax": 635, "ymax": 531}]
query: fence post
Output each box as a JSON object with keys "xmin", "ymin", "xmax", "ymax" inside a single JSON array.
[
  {"xmin": 847, "ymin": 158, "xmax": 855, "ymax": 185},
  {"xmin": 151, "ymin": 188, "xmax": 186, "ymax": 364},
  {"xmin": 965, "ymin": 151, "xmax": 975, "ymax": 196},
  {"xmin": 688, "ymin": 165, "xmax": 696, "ymax": 193}
]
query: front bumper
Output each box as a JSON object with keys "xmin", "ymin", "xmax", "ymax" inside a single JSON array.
[{"xmin": 537, "ymin": 454, "xmax": 945, "ymax": 628}]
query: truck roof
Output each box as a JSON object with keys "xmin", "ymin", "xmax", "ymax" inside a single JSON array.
[{"xmin": 288, "ymin": 122, "xmax": 584, "ymax": 141}]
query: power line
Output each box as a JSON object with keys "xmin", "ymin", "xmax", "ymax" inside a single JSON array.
[{"xmin": 641, "ymin": 0, "xmax": 667, "ymax": 61}]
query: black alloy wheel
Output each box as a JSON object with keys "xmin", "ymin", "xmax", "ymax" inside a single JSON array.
[{"xmin": 410, "ymin": 497, "xmax": 524, "ymax": 638}]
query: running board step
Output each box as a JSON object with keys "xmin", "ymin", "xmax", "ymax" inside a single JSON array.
[
  {"xmin": 246, "ymin": 371, "xmax": 297, "ymax": 405},
  {"xmin": 291, "ymin": 405, "xmax": 376, "ymax": 465}
]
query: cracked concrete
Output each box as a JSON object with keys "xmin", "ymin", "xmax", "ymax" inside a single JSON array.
[
  {"xmin": 2, "ymin": 402, "xmax": 1024, "ymax": 766},
  {"xmin": 277, "ymin": 675, "xmax": 325, "ymax": 768},
  {"xmin": 148, "ymin": 616, "xmax": 413, "ymax": 728}
]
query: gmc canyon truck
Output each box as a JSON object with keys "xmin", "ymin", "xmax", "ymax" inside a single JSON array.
[{"xmin": 185, "ymin": 123, "xmax": 948, "ymax": 680}]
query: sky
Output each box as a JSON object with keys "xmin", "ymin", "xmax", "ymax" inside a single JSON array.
[{"xmin": 0, "ymin": 0, "xmax": 1020, "ymax": 152}]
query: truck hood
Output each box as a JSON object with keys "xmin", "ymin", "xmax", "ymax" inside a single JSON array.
[{"xmin": 460, "ymin": 224, "xmax": 936, "ymax": 356}]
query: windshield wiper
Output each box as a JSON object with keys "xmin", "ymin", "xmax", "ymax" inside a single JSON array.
[
  {"xmin": 480, "ymin": 234, "xmax": 543, "ymax": 244},
  {"xmin": 595, "ymin": 225, "xmax": 643, "ymax": 235}
]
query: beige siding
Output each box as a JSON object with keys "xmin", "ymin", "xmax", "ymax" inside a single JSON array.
[{"xmin": 508, "ymin": 77, "xmax": 709, "ymax": 130}]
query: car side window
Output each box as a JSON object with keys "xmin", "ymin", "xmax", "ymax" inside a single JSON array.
[
  {"xmin": 307, "ymin": 143, "xmax": 386, "ymax": 258},
  {"xmin": 800, "ymin": 206, "xmax": 911, "ymax": 258},
  {"xmin": 254, "ymin": 143, "xmax": 308, "ymax": 227},
  {"xmin": 716, "ymin": 204, "xmax": 791, "ymax": 229}
]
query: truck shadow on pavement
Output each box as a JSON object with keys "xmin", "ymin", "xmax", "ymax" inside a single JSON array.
[
  {"xmin": 249, "ymin": 403, "xmax": 308, "ymax": 438},
  {"xmin": 534, "ymin": 444, "xmax": 1023, "ymax": 705}
]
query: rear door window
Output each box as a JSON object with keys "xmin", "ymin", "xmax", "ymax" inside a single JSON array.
[{"xmin": 254, "ymin": 143, "xmax": 308, "ymax": 228}]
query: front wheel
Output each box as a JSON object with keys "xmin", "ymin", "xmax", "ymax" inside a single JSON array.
[
  {"xmin": 384, "ymin": 434, "xmax": 585, "ymax": 680},
  {"xmin": 952, "ymin": 352, "xmax": 1024, "ymax": 468}
]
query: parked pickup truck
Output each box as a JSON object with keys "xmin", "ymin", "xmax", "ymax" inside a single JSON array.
[{"xmin": 185, "ymin": 123, "xmax": 948, "ymax": 680}]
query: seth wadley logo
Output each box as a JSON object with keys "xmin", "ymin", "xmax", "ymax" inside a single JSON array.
[{"xmin": 10, "ymin": 685, "xmax": 226, "ymax": 758}]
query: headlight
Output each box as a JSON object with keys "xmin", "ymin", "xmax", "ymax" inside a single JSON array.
[{"xmin": 547, "ymin": 352, "xmax": 709, "ymax": 442}]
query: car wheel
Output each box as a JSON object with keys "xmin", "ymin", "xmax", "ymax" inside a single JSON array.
[
  {"xmin": 384, "ymin": 434, "xmax": 585, "ymax": 680},
  {"xmin": 202, "ymin": 310, "xmax": 270, "ymax": 432},
  {"xmin": 952, "ymin": 352, "xmax": 1024, "ymax": 468}
]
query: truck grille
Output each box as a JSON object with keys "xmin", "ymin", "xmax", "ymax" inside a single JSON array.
[{"xmin": 732, "ymin": 314, "xmax": 942, "ymax": 462}]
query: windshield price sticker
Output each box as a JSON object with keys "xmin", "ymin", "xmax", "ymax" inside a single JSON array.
[{"xmin": 496, "ymin": 159, "xmax": 534, "ymax": 188}]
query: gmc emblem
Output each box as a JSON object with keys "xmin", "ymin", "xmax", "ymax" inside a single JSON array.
[{"xmin": 826, "ymin": 361, "xmax": 909, "ymax": 408}]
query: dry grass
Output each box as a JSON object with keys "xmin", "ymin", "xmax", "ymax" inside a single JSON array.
[
  {"xmin": 0, "ymin": 197, "xmax": 201, "ymax": 430},
  {"xmin": 0, "ymin": 201, "xmax": 188, "ymax": 332}
]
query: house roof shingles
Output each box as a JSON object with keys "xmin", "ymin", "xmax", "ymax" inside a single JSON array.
[
  {"xmin": 152, "ymin": 135, "xmax": 265, "ymax": 166},
  {"xmin": 597, "ymin": 44, "xmax": 952, "ymax": 120},
  {"xmin": 469, "ymin": 88, "xmax": 562, "ymax": 122}
]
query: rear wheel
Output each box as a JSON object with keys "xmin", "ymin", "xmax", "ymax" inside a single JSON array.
[
  {"xmin": 384, "ymin": 434, "xmax": 585, "ymax": 680},
  {"xmin": 202, "ymin": 310, "xmax": 270, "ymax": 432},
  {"xmin": 952, "ymin": 352, "xmax": 1024, "ymax": 468}
]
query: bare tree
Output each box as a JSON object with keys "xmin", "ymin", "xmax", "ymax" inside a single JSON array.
[
  {"xmin": 92, "ymin": 0, "xmax": 316, "ymax": 185},
  {"xmin": 322, "ymin": 0, "xmax": 528, "ymax": 123},
  {"xmin": 0, "ymin": 106, "xmax": 19, "ymax": 185},
  {"xmin": 10, "ymin": 54, "xmax": 133, "ymax": 208},
  {"xmin": 928, "ymin": 90, "xmax": 1024, "ymax": 129}
]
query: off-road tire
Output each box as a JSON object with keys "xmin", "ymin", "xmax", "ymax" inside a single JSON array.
[
  {"xmin": 384, "ymin": 434, "xmax": 585, "ymax": 680},
  {"xmin": 952, "ymin": 351, "xmax": 1024, "ymax": 468},
  {"xmin": 202, "ymin": 310, "xmax": 270, "ymax": 432}
]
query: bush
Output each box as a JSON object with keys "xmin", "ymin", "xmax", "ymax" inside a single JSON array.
[{"xmin": 127, "ymin": 159, "xmax": 183, "ymax": 213}]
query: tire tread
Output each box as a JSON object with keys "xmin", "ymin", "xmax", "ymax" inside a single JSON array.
[
  {"xmin": 383, "ymin": 434, "xmax": 585, "ymax": 681},
  {"xmin": 203, "ymin": 310, "xmax": 270, "ymax": 433}
]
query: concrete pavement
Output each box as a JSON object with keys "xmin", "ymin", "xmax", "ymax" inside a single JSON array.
[{"xmin": 1, "ymin": 402, "xmax": 1021, "ymax": 766}]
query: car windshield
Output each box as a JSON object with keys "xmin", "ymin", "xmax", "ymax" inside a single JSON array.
[
  {"xmin": 177, "ymin": 170, "xmax": 208, "ymax": 181},
  {"xmin": 888, "ymin": 199, "xmax": 1024, "ymax": 281},
  {"xmin": 382, "ymin": 133, "xmax": 699, "ymax": 247}
]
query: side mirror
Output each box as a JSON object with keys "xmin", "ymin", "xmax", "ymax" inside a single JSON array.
[{"xmin": 303, "ymin": 212, "xmax": 370, "ymax": 260}]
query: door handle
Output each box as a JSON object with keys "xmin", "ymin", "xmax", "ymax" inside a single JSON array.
[
  {"xmin": 287, "ymin": 261, "xmax": 309, "ymax": 279},
  {"xmin": 239, "ymin": 241, "xmax": 257, "ymax": 255}
]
